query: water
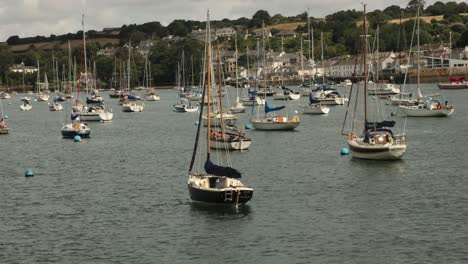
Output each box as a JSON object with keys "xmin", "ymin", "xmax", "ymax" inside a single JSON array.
[{"xmin": 1, "ymin": 85, "xmax": 467, "ymax": 263}]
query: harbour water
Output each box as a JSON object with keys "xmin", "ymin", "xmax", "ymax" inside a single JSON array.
[{"xmin": 1, "ymin": 85, "xmax": 467, "ymax": 263}]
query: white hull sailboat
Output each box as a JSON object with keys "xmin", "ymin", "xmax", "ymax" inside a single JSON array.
[
  {"xmin": 399, "ymin": 104, "xmax": 454, "ymax": 117},
  {"xmin": 48, "ymin": 102, "xmax": 63, "ymax": 111},
  {"xmin": 250, "ymin": 116, "xmax": 300, "ymax": 130},
  {"xmin": 342, "ymin": 5, "xmax": 406, "ymax": 161},
  {"xmin": 348, "ymin": 137, "xmax": 407, "ymax": 160},
  {"xmin": 122, "ymin": 102, "xmax": 144, "ymax": 112}
]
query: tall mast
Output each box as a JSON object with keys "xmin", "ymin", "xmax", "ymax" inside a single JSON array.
[
  {"xmin": 300, "ymin": 38, "xmax": 304, "ymax": 84},
  {"xmin": 363, "ymin": 4, "xmax": 369, "ymax": 124},
  {"xmin": 376, "ymin": 25, "xmax": 379, "ymax": 82},
  {"xmin": 416, "ymin": 6, "xmax": 420, "ymax": 90},
  {"xmin": 206, "ymin": 10, "xmax": 212, "ymax": 154},
  {"xmin": 449, "ymin": 31, "xmax": 452, "ymax": 76},
  {"xmin": 82, "ymin": 14, "xmax": 88, "ymax": 93},
  {"xmin": 246, "ymin": 45, "xmax": 250, "ymax": 84},
  {"xmin": 235, "ymin": 33, "xmax": 239, "ymax": 99},
  {"xmin": 128, "ymin": 42, "xmax": 132, "ymax": 90},
  {"xmin": 216, "ymin": 41, "xmax": 225, "ymax": 137},
  {"xmin": 321, "ymin": 32, "xmax": 325, "ymax": 85},
  {"xmin": 262, "ymin": 21, "xmax": 267, "ymax": 90}
]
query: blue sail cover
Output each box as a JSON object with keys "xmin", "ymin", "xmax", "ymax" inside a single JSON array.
[
  {"xmin": 309, "ymin": 93, "xmax": 321, "ymax": 104},
  {"xmin": 71, "ymin": 113, "xmax": 79, "ymax": 121},
  {"xmin": 265, "ymin": 102, "xmax": 285, "ymax": 113},
  {"xmin": 205, "ymin": 158, "xmax": 242, "ymax": 178}
]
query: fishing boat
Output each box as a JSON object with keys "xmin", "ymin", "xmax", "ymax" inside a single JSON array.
[
  {"xmin": 188, "ymin": 11, "xmax": 253, "ymax": 205},
  {"xmin": 399, "ymin": 7, "xmax": 455, "ymax": 118},
  {"xmin": 342, "ymin": 4, "xmax": 407, "ymax": 160}
]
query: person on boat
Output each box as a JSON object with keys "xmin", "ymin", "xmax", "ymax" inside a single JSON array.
[
  {"xmin": 0, "ymin": 119, "xmax": 6, "ymax": 128},
  {"xmin": 445, "ymin": 100, "xmax": 448, "ymax": 108}
]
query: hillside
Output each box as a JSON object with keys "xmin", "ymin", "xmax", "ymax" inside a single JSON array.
[
  {"xmin": 252, "ymin": 22, "xmax": 306, "ymax": 33},
  {"xmin": 9, "ymin": 38, "xmax": 120, "ymax": 53},
  {"xmin": 387, "ymin": 13, "xmax": 468, "ymax": 24}
]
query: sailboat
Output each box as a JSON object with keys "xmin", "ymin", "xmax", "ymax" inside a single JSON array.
[
  {"xmin": 62, "ymin": 60, "xmax": 91, "ymax": 138},
  {"xmin": 437, "ymin": 32, "xmax": 468, "ymax": 89},
  {"xmin": 399, "ymin": 6, "xmax": 454, "ymax": 117},
  {"xmin": 230, "ymin": 33, "xmax": 246, "ymax": 114},
  {"xmin": 210, "ymin": 41, "xmax": 251, "ymax": 150},
  {"xmin": 188, "ymin": 11, "xmax": 253, "ymax": 205},
  {"xmin": 303, "ymin": 93, "xmax": 329, "ymax": 114},
  {"xmin": 122, "ymin": 42, "xmax": 144, "ymax": 112},
  {"xmin": 143, "ymin": 56, "xmax": 160, "ymax": 101},
  {"xmin": 35, "ymin": 60, "xmax": 50, "ymax": 102},
  {"xmin": 342, "ymin": 4, "xmax": 407, "ymax": 160},
  {"xmin": 250, "ymin": 27, "xmax": 301, "ymax": 131},
  {"xmin": 19, "ymin": 67, "xmax": 32, "ymax": 111}
]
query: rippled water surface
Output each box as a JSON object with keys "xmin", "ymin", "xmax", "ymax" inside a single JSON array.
[{"xmin": 1, "ymin": 85, "xmax": 467, "ymax": 263}]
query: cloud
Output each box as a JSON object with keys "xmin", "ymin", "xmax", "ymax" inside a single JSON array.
[{"xmin": 0, "ymin": 0, "xmax": 457, "ymax": 41}]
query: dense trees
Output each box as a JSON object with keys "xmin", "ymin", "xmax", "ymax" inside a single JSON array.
[{"xmin": 2, "ymin": 1, "xmax": 467, "ymax": 86}]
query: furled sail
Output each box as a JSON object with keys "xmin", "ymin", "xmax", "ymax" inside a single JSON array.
[
  {"xmin": 365, "ymin": 120, "xmax": 395, "ymax": 130},
  {"xmin": 204, "ymin": 157, "xmax": 241, "ymax": 178},
  {"xmin": 265, "ymin": 102, "xmax": 285, "ymax": 113}
]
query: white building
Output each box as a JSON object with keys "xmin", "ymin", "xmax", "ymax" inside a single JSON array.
[
  {"xmin": 97, "ymin": 47, "xmax": 116, "ymax": 57},
  {"xmin": 9, "ymin": 62, "xmax": 38, "ymax": 74}
]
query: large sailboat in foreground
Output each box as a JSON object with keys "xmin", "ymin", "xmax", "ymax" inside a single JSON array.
[
  {"xmin": 342, "ymin": 5, "xmax": 406, "ymax": 160},
  {"xmin": 188, "ymin": 11, "xmax": 253, "ymax": 205}
]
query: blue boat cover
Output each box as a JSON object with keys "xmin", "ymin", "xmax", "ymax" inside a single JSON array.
[
  {"xmin": 71, "ymin": 113, "xmax": 79, "ymax": 121},
  {"xmin": 205, "ymin": 157, "xmax": 241, "ymax": 178},
  {"xmin": 309, "ymin": 93, "xmax": 321, "ymax": 104},
  {"xmin": 265, "ymin": 102, "xmax": 285, "ymax": 113}
]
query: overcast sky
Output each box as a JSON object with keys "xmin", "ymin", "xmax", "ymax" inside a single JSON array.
[{"xmin": 0, "ymin": 0, "xmax": 461, "ymax": 41}]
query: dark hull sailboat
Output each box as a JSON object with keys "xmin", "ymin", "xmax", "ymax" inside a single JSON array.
[
  {"xmin": 187, "ymin": 11, "xmax": 253, "ymax": 206},
  {"xmin": 188, "ymin": 174, "xmax": 253, "ymax": 204}
]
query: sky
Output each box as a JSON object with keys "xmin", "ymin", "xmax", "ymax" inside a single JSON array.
[{"xmin": 0, "ymin": 0, "xmax": 462, "ymax": 41}]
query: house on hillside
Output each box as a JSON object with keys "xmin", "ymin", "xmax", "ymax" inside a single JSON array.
[
  {"xmin": 9, "ymin": 62, "xmax": 38, "ymax": 74},
  {"xmin": 136, "ymin": 40, "xmax": 155, "ymax": 56},
  {"xmin": 216, "ymin": 27, "xmax": 236, "ymax": 38},
  {"xmin": 97, "ymin": 47, "xmax": 117, "ymax": 57}
]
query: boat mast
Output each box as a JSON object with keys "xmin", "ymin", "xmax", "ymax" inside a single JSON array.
[
  {"xmin": 82, "ymin": 14, "xmax": 88, "ymax": 95},
  {"xmin": 416, "ymin": 5, "xmax": 420, "ymax": 91},
  {"xmin": 448, "ymin": 31, "xmax": 452, "ymax": 76},
  {"xmin": 321, "ymin": 32, "xmax": 325, "ymax": 85},
  {"xmin": 363, "ymin": 4, "xmax": 369, "ymax": 124},
  {"xmin": 206, "ymin": 11, "xmax": 212, "ymax": 154},
  {"xmin": 300, "ymin": 38, "xmax": 304, "ymax": 84},
  {"xmin": 262, "ymin": 21, "xmax": 267, "ymax": 91},
  {"xmin": 216, "ymin": 41, "xmax": 225, "ymax": 137},
  {"xmin": 235, "ymin": 33, "xmax": 239, "ymax": 101},
  {"xmin": 309, "ymin": 8, "xmax": 315, "ymax": 82},
  {"xmin": 128, "ymin": 42, "xmax": 131, "ymax": 91}
]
